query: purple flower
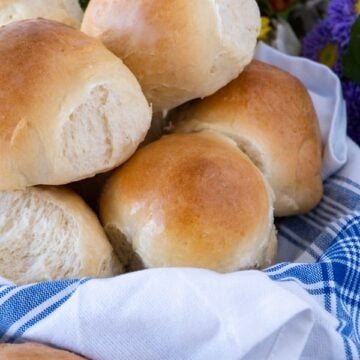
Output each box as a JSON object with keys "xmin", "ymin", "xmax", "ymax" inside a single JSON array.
[
  {"xmin": 343, "ymin": 81, "xmax": 360, "ymax": 144},
  {"xmin": 302, "ymin": 20, "xmax": 343, "ymax": 76},
  {"xmin": 327, "ymin": 0, "xmax": 360, "ymax": 144},
  {"xmin": 303, "ymin": 2, "xmax": 360, "ymax": 145},
  {"xmin": 303, "ymin": 16, "xmax": 360, "ymax": 144},
  {"xmin": 328, "ymin": 0, "xmax": 359, "ymax": 47}
]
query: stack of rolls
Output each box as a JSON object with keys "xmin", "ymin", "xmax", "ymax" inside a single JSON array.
[
  {"xmin": 82, "ymin": 1, "xmax": 322, "ymax": 271},
  {"xmin": 168, "ymin": 60, "xmax": 323, "ymax": 217},
  {"xmin": 97, "ymin": 61, "xmax": 323, "ymax": 272},
  {"xmin": 0, "ymin": 18, "xmax": 151, "ymax": 284},
  {"xmin": 0, "ymin": 0, "xmax": 323, "ymax": 284}
]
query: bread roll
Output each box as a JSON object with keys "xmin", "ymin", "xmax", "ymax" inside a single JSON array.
[
  {"xmin": 100, "ymin": 132, "xmax": 276, "ymax": 272},
  {"xmin": 81, "ymin": 0, "xmax": 261, "ymax": 112},
  {"xmin": 0, "ymin": 19, "xmax": 151, "ymax": 191},
  {"xmin": 170, "ymin": 60, "xmax": 323, "ymax": 216},
  {"xmin": 0, "ymin": 0, "xmax": 83, "ymax": 28},
  {"xmin": 0, "ymin": 343, "xmax": 85, "ymax": 359},
  {"xmin": 0, "ymin": 186, "xmax": 122, "ymax": 285}
]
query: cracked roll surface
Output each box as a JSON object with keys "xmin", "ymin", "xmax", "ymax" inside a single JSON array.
[
  {"xmin": 0, "ymin": 19, "xmax": 151, "ymax": 190},
  {"xmin": 170, "ymin": 60, "xmax": 323, "ymax": 216},
  {"xmin": 100, "ymin": 132, "xmax": 276, "ymax": 272},
  {"xmin": 0, "ymin": 186, "xmax": 122, "ymax": 285},
  {"xmin": 81, "ymin": 0, "xmax": 261, "ymax": 112}
]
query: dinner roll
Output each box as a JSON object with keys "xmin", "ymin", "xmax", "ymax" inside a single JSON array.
[
  {"xmin": 0, "ymin": 343, "xmax": 85, "ymax": 359},
  {"xmin": 100, "ymin": 132, "xmax": 276, "ymax": 272},
  {"xmin": 0, "ymin": 19, "xmax": 151, "ymax": 191},
  {"xmin": 81, "ymin": 0, "xmax": 261, "ymax": 112},
  {"xmin": 0, "ymin": 0, "xmax": 83, "ymax": 28},
  {"xmin": 170, "ymin": 60, "xmax": 323, "ymax": 217},
  {"xmin": 0, "ymin": 186, "xmax": 122, "ymax": 285}
]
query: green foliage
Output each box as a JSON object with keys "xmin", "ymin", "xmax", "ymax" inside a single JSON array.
[
  {"xmin": 257, "ymin": 0, "xmax": 275, "ymax": 17},
  {"xmin": 343, "ymin": 16, "xmax": 360, "ymax": 84}
]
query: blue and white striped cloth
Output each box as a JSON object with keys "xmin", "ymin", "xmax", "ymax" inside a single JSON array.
[
  {"xmin": 0, "ymin": 44, "xmax": 359, "ymax": 359},
  {"xmin": 267, "ymin": 152, "xmax": 360, "ymax": 358}
]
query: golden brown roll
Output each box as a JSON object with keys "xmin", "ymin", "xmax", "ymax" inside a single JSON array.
[
  {"xmin": 0, "ymin": 19, "xmax": 151, "ymax": 191},
  {"xmin": 0, "ymin": 0, "xmax": 83, "ymax": 28},
  {"xmin": 0, "ymin": 186, "xmax": 122, "ymax": 285},
  {"xmin": 100, "ymin": 132, "xmax": 276, "ymax": 272},
  {"xmin": 170, "ymin": 60, "xmax": 323, "ymax": 216},
  {"xmin": 81, "ymin": 0, "xmax": 261, "ymax": 112},
  {"xmin": 0, "ymin": 343, "xmax": 85, "ymax": 359}
]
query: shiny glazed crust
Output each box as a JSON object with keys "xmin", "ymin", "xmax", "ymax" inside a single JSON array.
[
  {"xmin": 171, "ymin": 60, "xmax": 323, "ymax": 216},
  {"xmin": 100, "ymin": 132, "xmax": 275, "ymax": 272}
]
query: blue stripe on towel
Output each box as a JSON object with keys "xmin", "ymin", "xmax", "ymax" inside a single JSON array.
[
  {"xmin": 0, "ymin": 279, "xmax": 81, "ymax": 338},
  {"xmin": 0, "ymin": 175, "xmax": 359, "ymax": 359}
]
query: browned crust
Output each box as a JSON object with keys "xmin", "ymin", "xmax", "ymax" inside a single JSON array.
[
  {"xmin": 100, "ymin": 132, "xmax": 273, "ymax": 271},
  {"xmin": 0, "ymin": 343, "xmax": 86, "ymax": 359},
  {"xmin": 171, "ymin": 60, "xmax": 323, "ymax": 216}
]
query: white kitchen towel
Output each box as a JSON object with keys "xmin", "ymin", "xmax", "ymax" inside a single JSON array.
[{"xmin": 0, "ymin": 42, "xmax": 358, "ymax": 360}]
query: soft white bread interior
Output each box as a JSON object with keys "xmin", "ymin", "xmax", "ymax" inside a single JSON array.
[
  {"xmin": 100, "ymin": 132, "xmax": 276, "ymax": 273},
  {"xmin": 0, "ymin": 186, "xmax": 122, "ymax": 285},
  {"xmin": 0, "ymin": 19, "xmax": 151, "ymax": 190},
  {"xmin": 0, "ymin": 0, "xmax": 83, "ymax": 28},
  {"xmin": 170, "ymin": 60, "xmax": 323, "ymax": 216},
  {"xmin": 0, "ymin": 343, "xmax": 85, "ymax": 359},
  {"xmin": 81, "ymin": 0, "xmax": 261, "ymax": 112}
]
